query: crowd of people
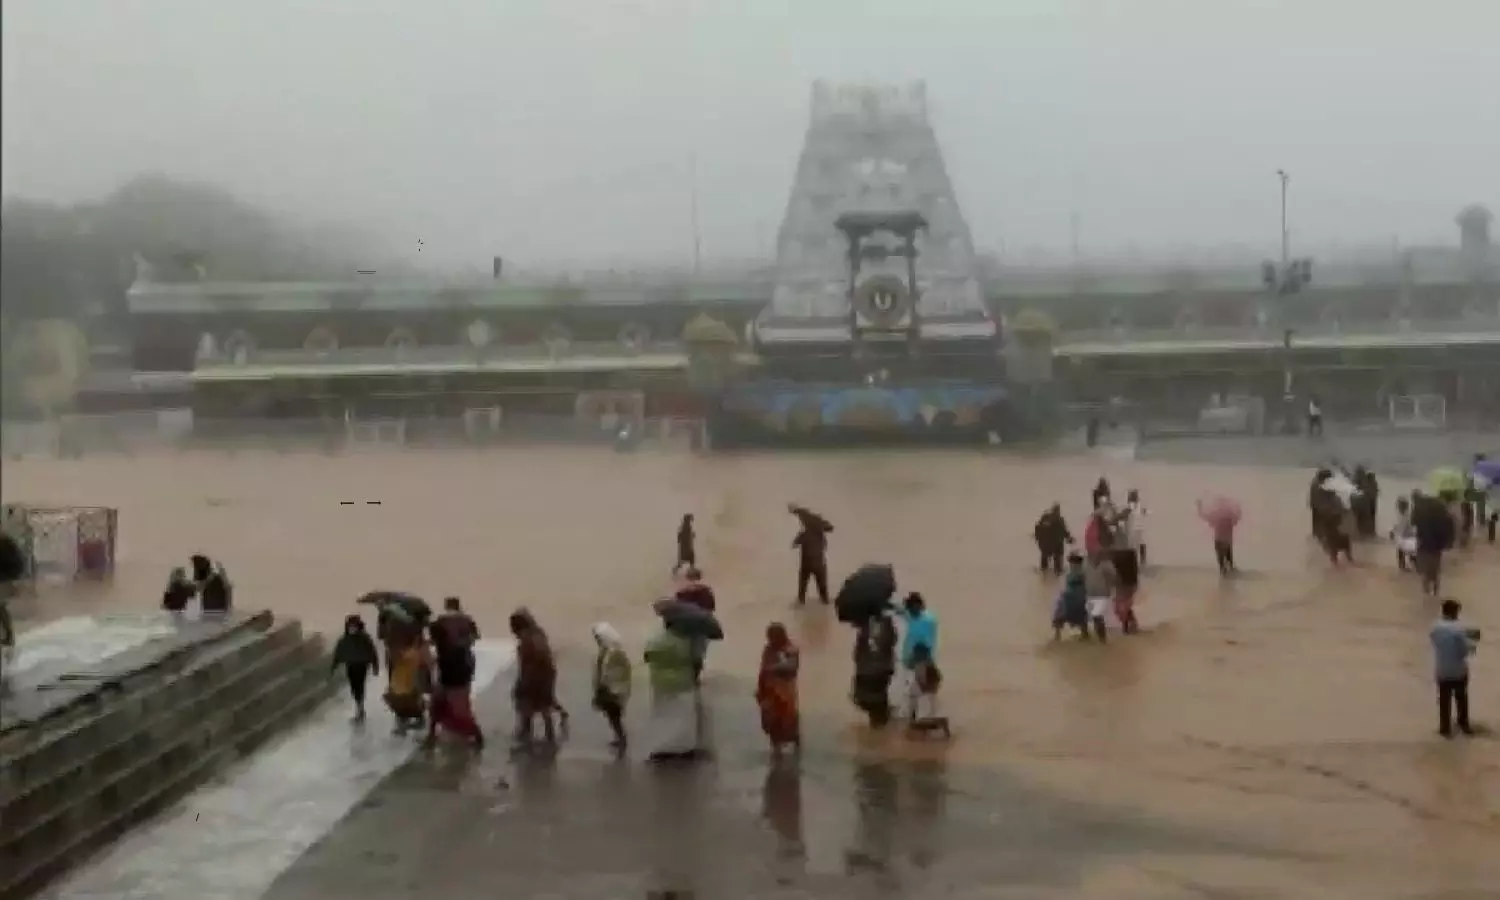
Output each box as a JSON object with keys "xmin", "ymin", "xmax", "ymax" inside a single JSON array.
[
  {"xmin": 1031, "ymin": 461, "xmax": 1487, "ymax": 739},
  {"xmin": 1035, "ymin": 479, "xmax": 1169, "ymax": 643},
  {"xmin": 145, "ymin": 457, "xmax": 1492, "ymax": 756},
  {"xmin": 1312, "ymin": 453, "xmax": 1497, "ymax": 599},
  {"xmin": 316, "ymin": 503, "xmax": 950, "ymax": 762}
]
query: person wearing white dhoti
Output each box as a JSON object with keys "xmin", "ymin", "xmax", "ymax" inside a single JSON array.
[
  {"xmin": 1124, "ymin": 489, "xmax": 1148, "ymax": 567},
  {"xmin": 643, "ymin": 626, "xmax": 701, "ymax": 760}
]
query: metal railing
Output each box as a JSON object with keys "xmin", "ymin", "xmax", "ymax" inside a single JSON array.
[
  {"xmin": 195, "ymin": 340, "xmax": 690, "ymax": 371},
  {"xmin": 1055, "ymin": 315, "xmax": 1500, "ymax": 347}
]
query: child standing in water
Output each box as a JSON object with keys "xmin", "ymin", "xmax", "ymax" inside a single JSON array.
[{"xmin": 331, "ymin": 614, "xmax": 380, "ymax": 721}]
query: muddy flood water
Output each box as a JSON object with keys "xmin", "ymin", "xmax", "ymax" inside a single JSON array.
[{"xmin": 9, "ymin": 447, "xmax": 1500, "ymax": 898}]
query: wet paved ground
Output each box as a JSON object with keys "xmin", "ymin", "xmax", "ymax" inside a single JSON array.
[
  {"xmin": 9, "ymin": 446, "xmax": 1500, "ymax": 898},
  {"xmin": 38, "ymin": 641, "xmax": 513, "ymax": 900},
  {"xmin": 257, "ymin": 656, "xmax": 1286, "ymax": 900}
]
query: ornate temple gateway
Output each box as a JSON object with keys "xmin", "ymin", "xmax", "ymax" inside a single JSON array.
[{"xmin": 712, "ymin": 81, "xmax": 1010, "ymax": 446}]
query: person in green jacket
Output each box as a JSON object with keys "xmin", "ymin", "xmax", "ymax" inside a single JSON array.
[{"xmin": 643, "ymin": 625, "xmax": 700, "ymax": 761}]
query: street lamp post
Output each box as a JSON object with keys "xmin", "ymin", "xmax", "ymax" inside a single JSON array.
[
  {"xmin": 1264, "ymin": 168, "xmax": 1316, "ymax": 434},
  {"xmin": 1264, "ymin": 169, "xmax": 1310, "ymax": 297},
  {"xmin": 1278, "ymin": 169, "xmax": 1290, "ymax": 269}
]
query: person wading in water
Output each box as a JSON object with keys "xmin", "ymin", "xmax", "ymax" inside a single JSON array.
[
  {"xmin": 1413, "ymin": 494, "xmax": 1454, "ymax": 597},
  {"xmin": 674, "ymin": 567, "xmax": 716, "ymax": 682},
  {"xmin": 673, "ymin": 513, "xmax": 696, "ymax": 574},
  {"xmin": 1033, "ymin": 504, "xmax": 1073, "ymax": 575},
  {"xmin": 1430, "ymin": 599, "xmax": 1478, "ymax": 738},
  {"xmin": 851, "ymin": 612, "xmax": 897, "ymax": 727},
  {"xmin": 789, "ymin": 504, "xmax": 833, "ymax": 605},
  {"xmin": 1124, "ymin": 488, "xmax": 1148, "ymax": 567},
  {"xmin": 756, "ymin": 622, "xmax": 801, "ymax": 755},
  {"xmin": 1091, "ymin": 477, "xmax": 1112, "ymax": 511}
]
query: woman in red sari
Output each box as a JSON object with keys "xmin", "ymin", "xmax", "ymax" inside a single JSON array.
[{"xmin": 756, "ymin": 622, "xmax": 801, "ymax": 754}]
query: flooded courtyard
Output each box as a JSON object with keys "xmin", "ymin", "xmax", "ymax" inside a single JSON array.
[{"xmin": 9, "ymin": 446, "xmax": 1499, "ymax": 898}]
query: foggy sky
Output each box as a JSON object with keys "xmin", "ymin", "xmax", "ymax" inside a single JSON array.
[{"xmin": 3, "ymin": 0, "xmax": 1497, "ymax": 271}]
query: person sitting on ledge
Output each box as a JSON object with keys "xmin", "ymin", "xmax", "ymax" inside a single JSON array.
[{"xmin": 191, "ymin": 554, "xmax": 233, "ymax": 614}]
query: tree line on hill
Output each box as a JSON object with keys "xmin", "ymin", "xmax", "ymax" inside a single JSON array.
[
  {"xmin": 1, "ymin": 173, "xmax": 406, "ymax": 418},
  {"xmin": 1, "ymin": 173, "xmax": 400, "ymax": 324}
]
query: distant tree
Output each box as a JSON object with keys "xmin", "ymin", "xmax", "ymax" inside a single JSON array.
[
  {"xmin": 1, "ymin": 173, "xmax": 396, "ymax": 324},
  {"xmin": 1005, "ymin": 308, "xmax": 1056, "ymax": 385},
  {"xmin": 1009, "ymin": 307, "xmax": 1057, "ymax": 338},
  {"xmin": 14, "ymin": 319, "xmax": 90, "ymax": 417},
  {"xmin": 680, "ymin": 312, "xmax": 739, "ymax": 346}
]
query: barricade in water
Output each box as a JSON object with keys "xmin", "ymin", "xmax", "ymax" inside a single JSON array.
[{"xmin": 0, "ymin": 505, "xmax": 118, "ymax": 586}]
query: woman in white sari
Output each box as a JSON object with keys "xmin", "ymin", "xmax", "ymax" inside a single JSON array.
[{"xmin": 643, "ymin": 625, "xmax": 701, "ymax": 761}]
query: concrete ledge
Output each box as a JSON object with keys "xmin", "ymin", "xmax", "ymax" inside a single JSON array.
[
  {"xmin": 0, "ymin": 623, "xmax": 310, "ymax": 833},
  {"xmin": 0, "ymin": 615, "xmax": 286, "ymax": 802},
  {"xmin": 0, "ymin": 612, "xmax": 275, "ymax": 748},
  {"xmin": 0, "ymin": 615, "xmax": 334, "ymax": 900}
]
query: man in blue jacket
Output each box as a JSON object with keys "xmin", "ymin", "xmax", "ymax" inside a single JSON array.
[{"xmin": 1430, "ymin": 599, "xmax": 1478, "ymax": 738}]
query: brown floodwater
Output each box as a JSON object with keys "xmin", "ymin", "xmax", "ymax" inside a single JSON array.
[{"xmin": 9, "ymin": 447, "xmax": 1499, "ymax": 897}]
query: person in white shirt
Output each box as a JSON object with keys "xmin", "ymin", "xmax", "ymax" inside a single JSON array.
[
  {"xmin": 1306, "ymin": 396, "xmax": 1323, "ymax": 437},
  {"xmin": 1125, "ymin": 489, "xmax": 1148, "ymax": 567},
  {"xmin": 1083, "ymin": 555, "xmax": 1115, "ymax": 642},
  {"xmin": 1390, "ymin": 495, "xmax": 1415, "ymax": 571}
]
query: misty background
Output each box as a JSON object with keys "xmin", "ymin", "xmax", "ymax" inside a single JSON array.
[{"xmin": 4, "ymin": 0, "xmax": 1498, "ymax": 277}]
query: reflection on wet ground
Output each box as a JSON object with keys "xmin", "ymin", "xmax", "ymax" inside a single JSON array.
[
  {"xmin": 10, "ymin": 447, "xmax": 1500, "ymax": 898},
  {"xmin": 256, "ymin": 658, "xmax": 1273, "ymax": 900}
]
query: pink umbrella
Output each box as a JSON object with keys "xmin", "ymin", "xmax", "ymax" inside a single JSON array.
[{"xmin": 1197, "ymin": 494, "xmax": 1242, "ymax": 531}]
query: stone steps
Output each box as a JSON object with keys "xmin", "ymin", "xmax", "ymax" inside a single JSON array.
[{"xmin": 0, "ymin": 613, "xmax": 335, "ymax": 900}]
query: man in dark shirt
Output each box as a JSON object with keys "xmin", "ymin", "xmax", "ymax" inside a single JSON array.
[
  {"xmin": 431, "ymin": 596, "xmax": 480, "ymax": 681},
  {"xmin": 789, "ymin": 504, "xmax": 833, "ymax": 605},
  {"xmin": 1033, "ymin": 505, "xmax": 1073, "ymax": 574},
  {"xmin": 1413, "ymin": 496, "xmax": 1454, "ymax": 597}
]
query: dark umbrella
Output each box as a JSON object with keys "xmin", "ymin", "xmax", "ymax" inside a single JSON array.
[
  {"xmin": 654, "ymin": 598, "xmax": 724, "ymax": 641},
  {"xmin": 835, "ymin": 563, "xmax": 897, "ymax": 624},
  {"xmin": 356, "ymin": 591, "xmax": 432, "ymax": 624}
]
